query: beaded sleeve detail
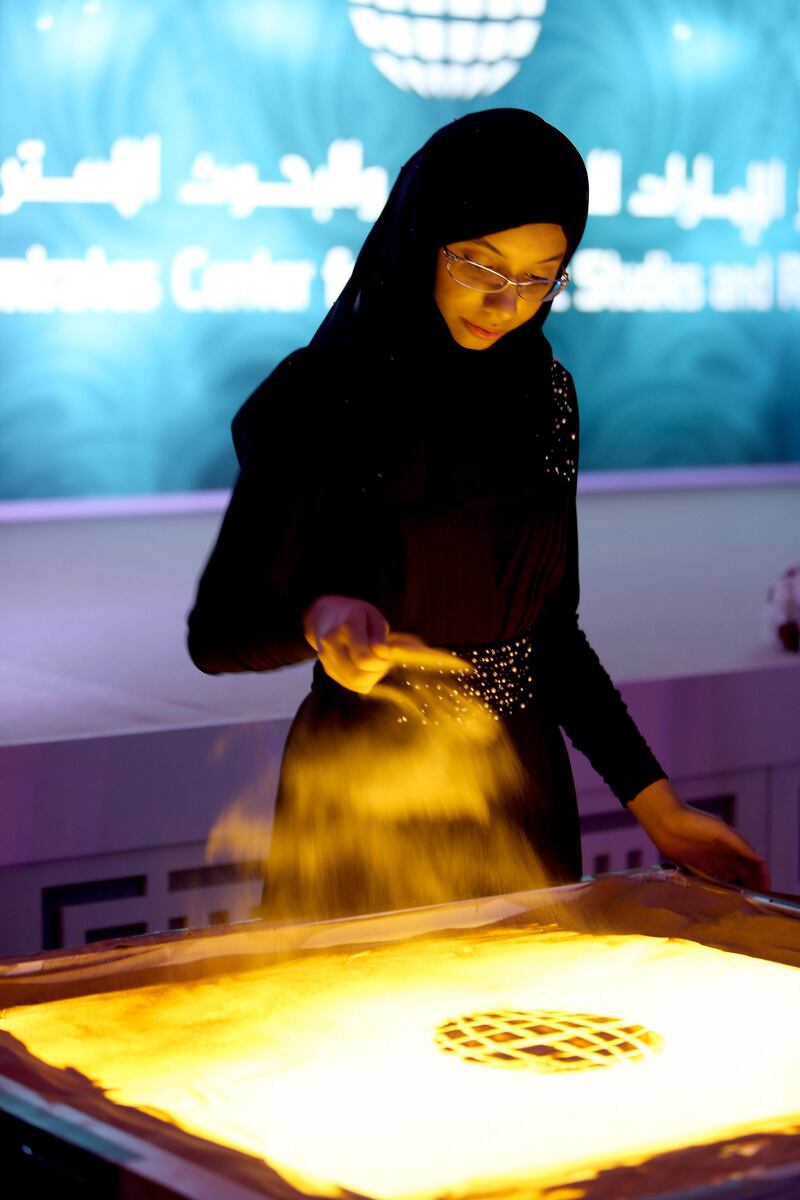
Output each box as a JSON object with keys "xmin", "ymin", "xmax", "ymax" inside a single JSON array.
[{"xmin": 545, "ymin": 359, "xmax": 578, "ymax": 483}]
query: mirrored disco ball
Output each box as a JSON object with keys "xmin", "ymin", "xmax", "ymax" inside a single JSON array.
[{"xmin": 348, "ymin": 0, "xmax": 548, "ymax": 100}]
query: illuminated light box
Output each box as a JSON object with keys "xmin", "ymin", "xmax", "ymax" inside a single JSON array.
[{"xmin": 1, "ymin": 870, "xmax": 799, "ymax": 1199}]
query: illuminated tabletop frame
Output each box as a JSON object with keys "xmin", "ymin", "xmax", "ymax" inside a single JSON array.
[{"xmin": 1, "ymin": 868, "xmax": 800, "ymax": 1200}]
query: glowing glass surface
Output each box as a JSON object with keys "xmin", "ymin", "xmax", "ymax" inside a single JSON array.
[{"xmin": 3, "ymin": 928, "xmax": 800, "ymax": 1199}]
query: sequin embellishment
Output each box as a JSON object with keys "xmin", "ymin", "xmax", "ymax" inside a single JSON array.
[
  {"xmin": 395, "ymin": 629, "xmax": 536, "ymax": 724},
  {"xmin": 546, "ymin": 359, "xmax": 577, "ymax": 482},
  {"xmin": 448, "ymin": 630, "xmax": 536, "ymax": 716}
]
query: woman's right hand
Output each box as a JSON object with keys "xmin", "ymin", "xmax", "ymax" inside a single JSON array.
[
  {"xmin": 302, "ymin": 594, "xmax": 396, "ymax": 695},
  {"xmin": 302, "ymin": 594, "xmax": 475, "ymax": 695}
]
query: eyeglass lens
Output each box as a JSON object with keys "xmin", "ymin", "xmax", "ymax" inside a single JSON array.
[{"xmin": 447, "ymin": 257, "xmax": 565, "ymax": 302}]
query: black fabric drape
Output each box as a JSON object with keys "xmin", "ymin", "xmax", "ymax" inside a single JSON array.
[{"xmin": 187, "ymin": 110, "xmax": 666, "ymax": 911}]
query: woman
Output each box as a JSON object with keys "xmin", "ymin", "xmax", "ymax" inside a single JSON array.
[{"xmin": 188, "ymin": 109, "xmax": 768, "ymax": 919}]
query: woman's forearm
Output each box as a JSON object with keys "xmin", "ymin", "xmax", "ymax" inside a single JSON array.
[
  {"xmin": 627, "ymin": 777, "xmax": 682, "ymax": 831},
  {"xmin": 187, "ymin": 599, "xmax": 315, "ymax": 675}
]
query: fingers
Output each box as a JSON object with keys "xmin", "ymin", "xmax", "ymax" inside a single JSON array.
[
  {"xmin": 343, "ymin": 623, "xmax": 392, "ymax": 675},
  {"xmin": 384, "ymin": 633, "xmax": 475, "ymax": 674},
  {"xmin": 316, "ymin": 612, "xmax": 473, "ymax": 694},
  {"xmin": 752, "ymin": 857, "xmax": 772, "ymax": 891},
  {"xmin": 728, "ymin": 851, "xmax": 771, "ymax": 891},
  {"xmin": 318, "ymin": 653, "xmax": 382, "ymax": 694},
  {"xmin": 662, "ymin": 809, "xmax": 771, "ymax": 892},
  {"xmin": 319, "ymin": 633, "xmax": 389, "ymax": 692},
  {"xmin": 715, "ymin": 826, "xmax": 771, "ymax": 890},
  {"xmin": 679, "ymin": 845, "xmax": 771, "ymax": 891},
  {"xmin": 385, "ymin": 632, "xmax": 426, "ymax": 648},
  {"xmin": 366, "ymin": 606, "xmax": 391, "ymax": 652},
  {"xmin": 318, "ymin": 615, "xmax": 393, "ymax": 693},
  {"xmin": 341, "ymin": 605, "xmax": 371, "ymax": 662}
]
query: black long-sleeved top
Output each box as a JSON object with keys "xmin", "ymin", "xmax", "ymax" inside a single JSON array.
[{"xmin": 188, "ymin": 349, "xmax": 665, "ymax": 806}]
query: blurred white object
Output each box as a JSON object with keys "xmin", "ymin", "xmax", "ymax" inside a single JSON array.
[
  {"xmin": 765, "ymin": 562, "xmax": 800, "ymax": 652},
  {"xmin": 347, "ymin": 0, "xmax": 547, "ymax": 100}
]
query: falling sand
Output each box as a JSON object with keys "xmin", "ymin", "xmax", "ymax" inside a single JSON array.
[{"xmin": 208, "ymin": 643, "xmax": 573, "ymax": 924}]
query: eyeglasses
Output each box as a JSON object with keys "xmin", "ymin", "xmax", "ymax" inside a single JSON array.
[{"xmin": 442, "ymin": 247, "xmax": 570, "ymax": 303}]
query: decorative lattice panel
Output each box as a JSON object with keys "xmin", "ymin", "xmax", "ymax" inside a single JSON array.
[{"xmin": 435, "ymin": 1010, "xmax": 662, "ymax": 1072}]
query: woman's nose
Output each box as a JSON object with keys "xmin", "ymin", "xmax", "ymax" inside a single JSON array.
[{"xmin": 484, "ymin": 286, "xmax": 518, "ymax": 316}]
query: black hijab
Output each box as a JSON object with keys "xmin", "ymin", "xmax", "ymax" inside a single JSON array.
[
  {"xmin": 312, "ymin": 107, "xmax": 588, "ymax": 362},
  {"xmin": 239, "ymin": 109, "xmax": 589, "ymax": 506}
]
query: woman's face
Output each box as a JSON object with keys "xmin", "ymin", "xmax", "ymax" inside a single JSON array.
[{"xmin": 433, "ymin": 222, "xmax": 568, "ymax": 349}]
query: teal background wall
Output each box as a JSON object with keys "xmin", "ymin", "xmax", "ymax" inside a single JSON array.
[{"xmin": 1, "ymin": 0, "xmax": 798, "ymax": 499}]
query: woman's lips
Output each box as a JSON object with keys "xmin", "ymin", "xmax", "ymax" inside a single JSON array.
[{"xmin": 462, "ymin": 318, "xmax": 503, "ymax": 340}]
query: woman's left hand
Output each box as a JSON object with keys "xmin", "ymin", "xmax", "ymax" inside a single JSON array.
[{"xmin": 628, "ymin": 779, "xmax": 771, "ymax": 891}]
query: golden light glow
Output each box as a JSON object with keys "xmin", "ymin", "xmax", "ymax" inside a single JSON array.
[
  {"xmin": 3, "ymin": 926, "xmax": 800, "ymax": 1199},
  {"xmin": 255, "ymin": 663, "xmax": 560, "ymax": 921}
]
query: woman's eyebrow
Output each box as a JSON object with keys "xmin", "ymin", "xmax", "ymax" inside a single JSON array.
[
  {"xmin": 466, "ymin": 237, "xmax": 563, "ymax": 267},
  {"xmin": 468, "ymin": 237, "xmax": 503, "ymax": 255}
]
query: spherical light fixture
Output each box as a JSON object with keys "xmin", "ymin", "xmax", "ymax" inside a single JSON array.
[{"xmin": 348, "ymin": 0, "xmax": 548, "ymax": 100}]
